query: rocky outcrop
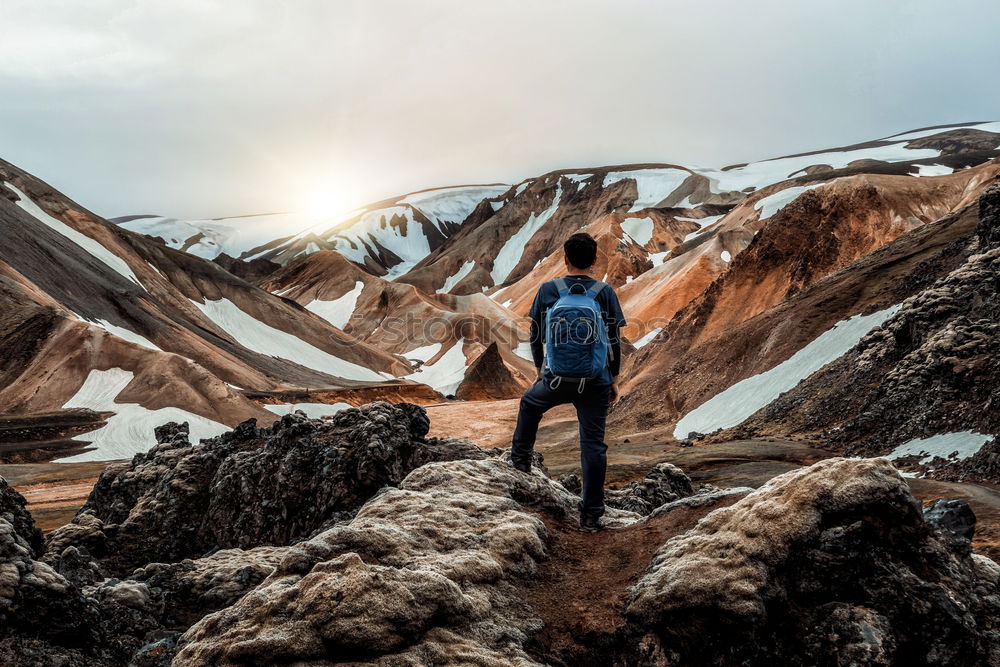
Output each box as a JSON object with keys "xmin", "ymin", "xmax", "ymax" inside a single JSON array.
[
  {"xmin": 212, "ymin": 252, "xmax": 280, "ymax": 283},
  {"xmin": 1, "ymin": 477, "xmax": 165, "ymax": 666},
  {"xmin": 9, "ymin": 416, "xmax": 1000, "ymax": 666},
  {"xmin": 45, "ymin": 402, "xmax": 488, "ymax": 575},
  {"xmin": 172, "ymin": 458, "xmax": 641, "ymax": 665},
  {"xmin": 627, "ymin": 458, "xmax": 1000, "ymax": 666}
]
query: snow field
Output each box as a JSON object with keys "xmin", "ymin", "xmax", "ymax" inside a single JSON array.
[
  {"xmin": 58, "ymin": 368, "xmax": 229, "ymax": 462},
  {"xmin": 191, "ymin": 297, "xmax": 384, "ymax": 381},
  {"xmin": 887, "ymin": 431, "xmax": 994, "ymax": 465},
  {"xmin": 673, "ymin": 306, "xmax": 901, "ymax": 439},
  {"xmin": 305, "ymin": 280, "xmax": 365, "ymax": 329},
  {"xmin": 602, "ymin": 168, "xmax": 690, "ymax": 212},
  {"xmin": 621, "ymin": 216, "xmax": 655, "ymax": 246},
  {"xmin": 408, "ymin": 340, "xmax": 469, "ymax": 396},
  {"xmin": 263, "ymin": 402, "xmax": 352, "ymax": 419},
  {"xmin": 754, "ymin": 184, "xmax": 825, "ymax": 220}
]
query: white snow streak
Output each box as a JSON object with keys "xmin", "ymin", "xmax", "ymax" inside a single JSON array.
[
  {"xmin": 191, "ymin": 298, "xmax": 384, "ymax": 381},
  {"xmin": 90, "ymin": 319, "xmax": 161, "ymax": 351},
  {"xmin": 674, "ymin": 306, "xmax": 901, "ymax": 439},
  {"xmin": 754, "ymin": 184, "xmax": 824, "ymax": 220},
  {"xmin": 491, "ymin": 182, "xmax": 563, "ymax": 285},
  {"xmin": 8, "ymin": 183, "xmax": 139, "ymax": 284},
  {"xmin": 305, "ymin": 280, "xmax": 365, "ymax": 329},
  {"xmin": 439, "ymin": 261, "xmax": 476, "ymax": 294},
  {"xmin": 264, "ymin": 402, "xmax": 352, "ymax": 419},
  {"xmin": 633, "ymin": 327, "xmax": 663, "ymax": 349},
  {"xmin": 58, "ymin": 368, "xmax": 229, "ymax": 462},
  {"xmin": 887, "ymin": 431, "xmax": 994, "ymax": 465}
]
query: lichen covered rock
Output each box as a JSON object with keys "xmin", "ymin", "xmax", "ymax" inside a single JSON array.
[
  {"xmin": 46, "ymin": 402, "xmax": 488, "ymax": 574},
  {"xmin": 627, "ymin": 457, "xmax": 1000, "ymax": 666}
]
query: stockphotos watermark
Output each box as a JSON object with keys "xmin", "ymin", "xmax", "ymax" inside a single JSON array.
[{"xmin": 331, "ymin": 312, "xmax": 672, "ymax": 348}]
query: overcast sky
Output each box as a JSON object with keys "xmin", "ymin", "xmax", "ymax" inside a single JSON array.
[{"xmin": 1, "ymin": 0, "xmax": 998, "ymax": 219}]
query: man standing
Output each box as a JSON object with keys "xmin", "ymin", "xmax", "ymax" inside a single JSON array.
[{"xmin": 510, "ymin": 232, "xmax": 626, "ymax": 532}]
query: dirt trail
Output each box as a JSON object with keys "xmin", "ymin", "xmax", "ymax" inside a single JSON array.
[{"xmin": 520, "ymin": 494, "xmax": 744, "ymax": 665}]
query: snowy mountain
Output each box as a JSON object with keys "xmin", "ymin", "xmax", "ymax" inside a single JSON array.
[{"xmin": 5, "ymin": 120, "xmax": 1000, "ymax": 469}]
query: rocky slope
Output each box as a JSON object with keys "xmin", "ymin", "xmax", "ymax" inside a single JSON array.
[
  {"xmin": 728, "ymin": 183, "xmax": 1000, "ymax": 479},
  {"xmin": 3, "ymin": 406, "xmax": 999, "ymax": 665}
]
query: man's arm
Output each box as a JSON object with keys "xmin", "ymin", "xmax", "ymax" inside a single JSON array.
[
  {"xmin": 603, "ymin": 286, "xmax": 627, "ymax": 402},
  {"xmin": 528, "ymin": 287, "xmax": 546, "ymax": 380}
]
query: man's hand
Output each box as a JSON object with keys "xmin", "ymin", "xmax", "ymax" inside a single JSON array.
[
  {"xmin": 610, "ymin": 382, "xmax": 620, "ymax": 403},
  {"xmin": 536, "ymin": 368, "xmax": 544, "ymax": 383}
]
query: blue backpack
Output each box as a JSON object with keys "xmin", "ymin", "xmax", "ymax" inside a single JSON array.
[{"xmin": 543, "ymin": 278, "xmax": 611, "ymax": 390}]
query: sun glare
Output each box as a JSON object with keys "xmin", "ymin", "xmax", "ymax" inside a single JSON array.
[{"xmin": 302, "ymin": 189, "xmax": 348, "ymax": 220}]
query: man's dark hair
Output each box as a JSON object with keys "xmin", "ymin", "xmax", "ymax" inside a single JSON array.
[{"xmin": 564, "ymin": 232, "xmax": 598, "ymax": 269}]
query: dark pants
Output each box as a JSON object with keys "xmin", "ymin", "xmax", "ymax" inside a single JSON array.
[{"xmin": 511, "ymin": 379, "xmax": 612, "ymax": 516}]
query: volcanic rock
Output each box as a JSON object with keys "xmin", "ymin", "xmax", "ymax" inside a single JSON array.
[{"xmin": 45, "ymin": 402, "xmax": 489, "ymax": 575}]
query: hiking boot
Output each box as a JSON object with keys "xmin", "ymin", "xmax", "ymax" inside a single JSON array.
[
  {"xmin": 580, "ymin": 512, "xmax": 603, "ymax": 533},
  {"xmin": 511, "ymin": 460, "xmax": 531, "ymax": 474}
]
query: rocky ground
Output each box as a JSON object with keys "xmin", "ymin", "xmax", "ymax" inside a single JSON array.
[{"xmin": 2, "ymin": 402, "xmax": 1000, "ymax": 665}]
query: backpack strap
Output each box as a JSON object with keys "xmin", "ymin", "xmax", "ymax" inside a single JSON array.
[
  {"xmin": 553, "ymin": 277, "xmax": 569, "ymax": 296},
  {"xmin": 586, "ymin": 280, "xmax": 607, "ymax": 297}
]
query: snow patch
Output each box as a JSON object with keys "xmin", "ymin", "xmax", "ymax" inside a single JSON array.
[
  {"xmin": 621, "ymin": 216, "xmax": 655, "ymax": 246},
  {"xmin": 913, "ymin": 164, "xmax": 955, "ymax": 177},
  {"xmin": 674, "ymin": 306, "xmax": 901, "ymax": 439},
  {"xmin": 648, "ymin": 250, "xmax": 671, "ymax": 266},
  {"xmin": 398, "ymin": 185, "xmax": 509, "ymax": 231},
  {"xmin": 439, "ymin": 261, "xmax": 476, "ymax": 294},
  {"xmin": 721, "ymin": 250, "xmax": 732, "ymax": 263},
  {"xmin": 633, "ymin": 327, "xmax": 663, "ymax": 349},
  {"xmin": 887, "ymin": 431, "xmax": 994, "ymax": 465},
  {"xmin": 264, "ymin": 402, "xmax": 351, "ymax": 419},
  {"xmin": 191, "ymin": 298, "xmax": 384, "ymax": 381},
  {"xmin": 680, "ymin": 214, "xmax": 724, "ymax": 242},
  {"xmin": 89, "ymin": 319, "xmax": 161, "ymax": 351},
  {"xmin": 57, "ymin": 368, "xmax": 229, "ymax": 462},
  {"xmin": 405, "ymin": 342, "xmax": 443, "ymax": 363},
  {"xmin": 305, "ymin": 280, "xmax": 365, "ymax": 329},
  {"xmin": 754, "ymin": 184, "xmax": 824, "ymax": 220},
  {"xmin": 408, "ymin": 341, "xmax": 468, "ymax": 396},
  {"xmin": 603, "ymin": 168, "xmax": 690, "ymax": 212},
  {"xmin": 490, "ymin": 182, "xmax": 563, "ymax": 285}
]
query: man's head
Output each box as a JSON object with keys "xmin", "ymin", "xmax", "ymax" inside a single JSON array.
[{"xmin": 563, "ymin": 232, "xmax": 598, "ymax": 270}]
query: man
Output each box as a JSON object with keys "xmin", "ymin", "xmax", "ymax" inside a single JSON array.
[{"xmin": 510, "ymin": 232, "xmax": 626, "ymax": 532}]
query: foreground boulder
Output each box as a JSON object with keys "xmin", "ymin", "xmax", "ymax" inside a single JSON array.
[
  {"xmin": 1, "ymin": 478, "xmax": 164, "ymax": 665},
  {"xmin": 627, "ymin": 457, "xmax": 1000, "ymax": 666},
  {"xmin": 173, "ymin": 458, "xmax": 641, "ymax": 665},
  {"xmin": 45, "ymin": 402, "xmax": 487, "ymax": 575}
]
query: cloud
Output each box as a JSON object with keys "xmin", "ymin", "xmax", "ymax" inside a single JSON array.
[{"xmin": 0, "ymin": 0, "xmax": 997, "ymax": 218}]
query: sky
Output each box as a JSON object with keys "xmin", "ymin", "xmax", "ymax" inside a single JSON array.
[{"xmin": 1, "ymin": 0, "xmax": 998, "ymax": 220}]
